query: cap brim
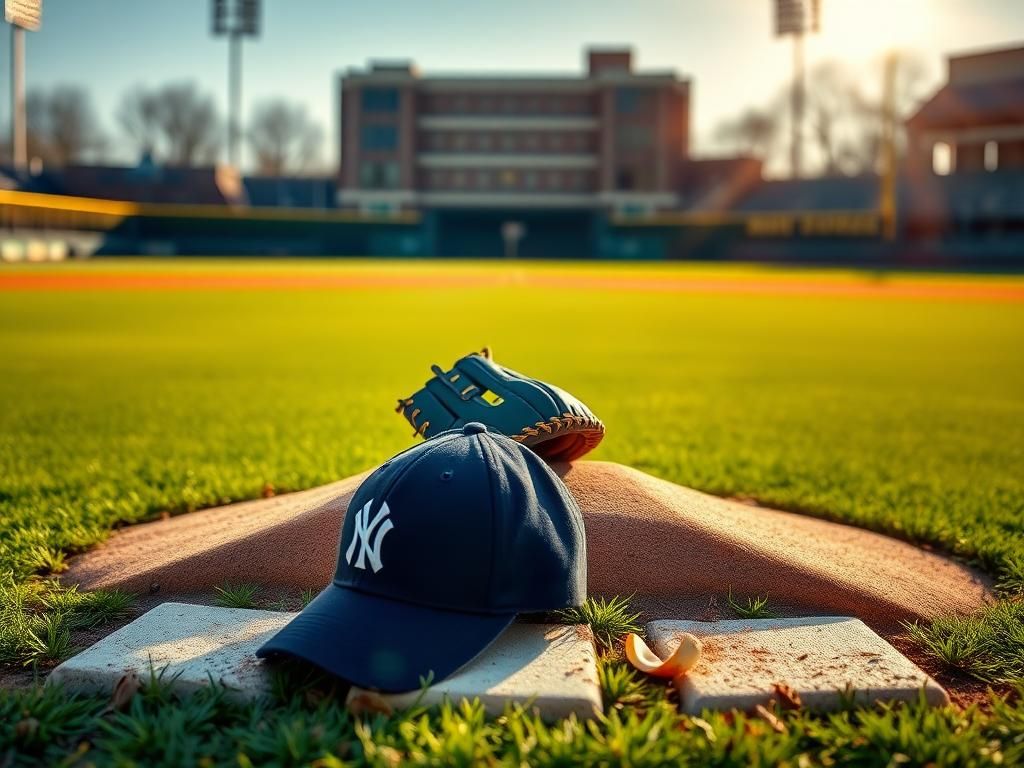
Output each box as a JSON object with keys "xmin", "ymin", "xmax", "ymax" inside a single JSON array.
[{"xmin": 256, "ymin": 585, "xmax": 515, "ymax": 692}]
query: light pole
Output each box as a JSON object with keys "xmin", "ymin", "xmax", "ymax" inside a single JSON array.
[
  {"xmin": 5, "ymin": 0, "xmax": 42, "ymax": 174},
  {"xmin": 774, "ymin": 0, "xmax": 819, "ymax": 179},
  {"xmin": 211, "ymin": 0, "xmax": 260, "ymax": 169},
  {"xmin": 790, "ymin": 31, "xmax": 804, "ymax": 178},
  {"xmin": 879, "ymin": 52, "xmax": 898, "ymax": 241}
]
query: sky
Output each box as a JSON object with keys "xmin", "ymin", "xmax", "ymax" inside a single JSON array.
[{"xmin": 1, "ymin": 0, "xmax": 1022, "ymax": 173}]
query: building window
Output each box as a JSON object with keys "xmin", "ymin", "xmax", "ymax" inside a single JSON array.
[
  {"xmin": 524, "ymin": 134, "xmax": 539, "ymax": 150},
  {"xmin": 453, "ymin": 133, "xmax": 468, "ymax": 150},
  {"xmin": 477, "ymin": 134, "xmax": 493, "ymax": 151},
  {"xmin": 524, "ymin": 170, "xmax": 538, "ymax": 190},
  {"xmin": 453, "ymin": 170, "xmax": 467, "ymax": 189},
  {"xmin": 932, "ymin": 142, "xmax": 953, "ymax": 176},
  {"xmin": 360, "ymin": 161, "xmax": 400, "ymax": 189},
  {"xmin": 360, "ymin": 123, "xmax": 398, "ymax": 151},
  {"xmin": 359, "ymin": 163, "xmax": 375, "ymax": 187},
  {"xmin": 984, "ymin": 140, "xmax": 999, "ymax": 172},
  {"xmin": 500, "ymin": 170, "xmax": 518, "ymax": 188},
  {"xmin": 549, "ymin": 134, "xmax": 563, "ymax": 151},
  {"xmin": 477, "ymin": 170, "xmax": 493, "ymax": 189},
  {"xmin": 617, "ymin": 124, "xmax": 653, "ymax": 150},
  {"xmin": 615, "ymin": 88, "xmax": 644, "ymax": 113},
  {"xmin": 616, "ymin": 167, "xmax": 635, "ymax": 190},
  {"xmin": 501, "ymin": 134, "xmax": 516, "ymax": 151},
  {"xmin": 362, "ymin": 88, "xmax": 399, "ymax": 113},
  {"xmin": 547, "ymin": 171, "xmax": 562, "ymax": 190}
]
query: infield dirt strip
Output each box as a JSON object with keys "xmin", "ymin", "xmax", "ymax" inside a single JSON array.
[{"xmin": 2, "ymin": 269, "xmax": 1023, "ymax": 302}]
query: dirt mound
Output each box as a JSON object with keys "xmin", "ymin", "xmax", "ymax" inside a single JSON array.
[
  {"xmin": 64, "ymin": 474, "xmax": 368, "ymax": 598},
  {"xmin": 64, "ymin": 462, "xmax": 992, "ymax": 631}
]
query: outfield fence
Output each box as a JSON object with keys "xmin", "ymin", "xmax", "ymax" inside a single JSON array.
[{"xmin": 0, "ymin": 188, "xmax": 928, "ymax": 263}]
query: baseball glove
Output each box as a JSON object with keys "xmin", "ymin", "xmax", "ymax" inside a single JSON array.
[{"xmin": 396, "ymin": 348, "xmax": 605, "ymax": 462}]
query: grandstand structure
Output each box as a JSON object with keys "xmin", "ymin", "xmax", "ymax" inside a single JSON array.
[
  {"xmin": 1, "ymin": 44, "xmax": 1023, "ymax": 264},
  {"xmin": 901, "ymin": 44, "xmax": 1024, "ymax": 263}
]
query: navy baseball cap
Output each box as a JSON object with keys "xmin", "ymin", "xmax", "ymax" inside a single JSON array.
[{"xmin": 256, "ymin": 422, "xmax": 587, "ymax": 692}]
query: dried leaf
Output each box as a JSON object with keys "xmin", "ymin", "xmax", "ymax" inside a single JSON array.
[
  {"xmin": 14, "ymin": 717, "xmax": 39, "ymax": 741},
  {"xmin": 689, "ymin": 716, "xmax": 717, "ymax": 742},
  {"xmin": 105, "ymin": 671, "xmax": 141, "ymax": 713},
  {"xmin": 347, "ymin": 692, "xmax": 393, "ymax": 717},
  {"xmin": 773, "ymin": 682, "xmax": 803, "ymax": 710},
  {"xmin": 755, "ymin": 704, "xmax": 787, "ymax": 734}
]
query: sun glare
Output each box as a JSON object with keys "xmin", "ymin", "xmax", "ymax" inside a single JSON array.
[{"xmin": 815, "ymin": 0, "xmax": 933, "ymax": 61}]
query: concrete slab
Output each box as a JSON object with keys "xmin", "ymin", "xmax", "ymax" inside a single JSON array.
[
  {"xmin": 646, "ymin": 617, "xmax": 949, "ymax": 714},
  {"xmin": 346, "ymin": 624, "xmax": 602, "ymax": 721},
  {"xmin": 47, "ymin": 602, "xmax": 291, "ymax": 702},
  {"xmin": 47, "ymin": 602, "xmax": 602, "ymax": 720}
]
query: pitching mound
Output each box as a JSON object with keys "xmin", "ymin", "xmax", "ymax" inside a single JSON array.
[{"xmin": 64, "ymin": 461, "xmax": 992, "ymax": 631}]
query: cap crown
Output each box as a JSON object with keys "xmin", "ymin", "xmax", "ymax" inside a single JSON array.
[{"xmin": 335, "ymin": 424, "xmax": 586, "ymax": 615}]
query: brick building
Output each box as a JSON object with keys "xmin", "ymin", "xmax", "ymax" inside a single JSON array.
[
  {"xmin": 903, "ymin": 44, "xmax": 1024, "ymax": 254},
  {"xmin": 906, "ymin": 44, "xmax": 1024, "ymax": 176},
  {"xmin": 338, "ymin": 48, "xmax": 690, "ymax": 217}
]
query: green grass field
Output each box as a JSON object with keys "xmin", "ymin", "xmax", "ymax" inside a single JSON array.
[{"xmin": 2, "ymin": 259, "xmax": 1023, "ymax": 765}]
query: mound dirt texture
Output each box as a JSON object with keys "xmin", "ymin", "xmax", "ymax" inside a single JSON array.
[{"xmin": 64, "ymin": 462, "xmax": 992, "ymax": 631}]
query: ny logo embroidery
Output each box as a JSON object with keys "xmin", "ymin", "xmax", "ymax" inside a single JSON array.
[{"xmin": 345, "ymin": 498, "xmax": 394, "ymax": 573}]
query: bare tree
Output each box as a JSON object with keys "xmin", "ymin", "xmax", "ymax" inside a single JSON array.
[
  {"xmin": 852, "ymin": 50, "xmax": 934, "ymax": 167},
  {"xmin": 714, "ymin": 107, "xmax": 780, "ymax": 160},
  {"xmin": 117, "ymin": 86, "xmax": 162, "ymax": 159},
  {"xmin": 26, "ymin": 85, "xmax": 106, "ymax": 166},
  {"xmin": 805, "ymin": 61, "xmax": 859, "ymax": 175},
  {"xmin": 892, "ymin": 52, "xmax": 935, "ymax": 168},
  {"xmin": 25, "ymin": 91, "xmax": 51, "ymax": 162},
  {"xmin": 116, "ymin": 82, "xmax": 220, "ymax": 166},
  {"xmin": 157, "ymin": 83, "xmax": 221, "ymax": 165},
  {"xmin": 247, "ymin": 100, "xmax": 322, "ymax": 175}
]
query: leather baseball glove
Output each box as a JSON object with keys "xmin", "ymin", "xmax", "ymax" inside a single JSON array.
[{"xmin": 396, "ymin": 348, "xmax": 605, "ymax": 462}]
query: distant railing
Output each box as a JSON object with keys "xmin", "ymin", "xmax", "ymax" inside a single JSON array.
[
  {"xmin": 611, "ymin": 209, "xmax": 882, "ymax": 238},
  {"xmin": 0, "ymin": 190, "xmax": 421, "ymax": 232}
]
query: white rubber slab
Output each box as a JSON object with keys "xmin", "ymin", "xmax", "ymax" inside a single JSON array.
[
  {"xmin": 346, "ymin": 624, "xmax": 602, "ymax": 720},
  {"xmin": 46, "ymin": 602, "xmax": 602, "ymax": 719},
  {"xmin": 646, "ymin": 617, "xmax": 949, "ymax": 714}
]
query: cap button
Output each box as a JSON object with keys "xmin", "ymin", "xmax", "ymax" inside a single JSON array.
[{"xmin": 462, "ymin": 422, "xmax": 488, "ymax": 435}]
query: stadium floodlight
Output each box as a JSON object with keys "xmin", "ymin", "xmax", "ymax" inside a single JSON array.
[
  {"xmin": 5, "ymin": 0, "xmax": 40, "ymax": 29},
  {"xmin": 5, "ymin": 0, "xmax": 41, "ymax": 173},
  {"xmin": 211, "ymin": 0, "xmax": 261, "ymax": 169},
  {"xmin": 238, "ymin": 0, "xmax": 260, "ymax": 36},
  {"xmin": 774, "ymin": 0, "xmax": 819, "ymax": 36},
  {"xmin": 773, "ymin": 0, "xmax": 820, "ymax": 178},
  {"xmin": 212, "ymin": 0, "xmax": 229, "ymax": 35}
]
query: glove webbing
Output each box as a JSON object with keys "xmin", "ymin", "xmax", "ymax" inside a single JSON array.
[{"xmin": 396, "ymin": 364, "xmax": 480, "ymax": 437}]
